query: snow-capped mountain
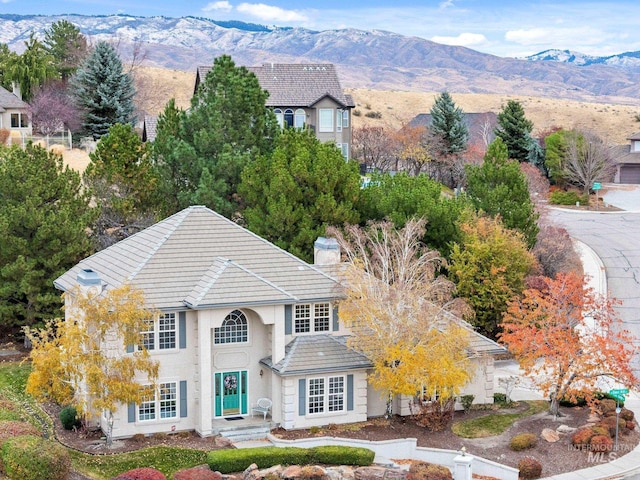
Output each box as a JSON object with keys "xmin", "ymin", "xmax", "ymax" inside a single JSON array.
[
  {"xmin": 525, "ymin": 49, "xmax": 640, "ymax": 72},
  {"xmin": 2, "ymin": 14, "xmax": 640, "ymax": 104}
]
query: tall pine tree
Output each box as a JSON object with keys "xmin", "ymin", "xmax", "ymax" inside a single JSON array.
[
  {"xmin": 240, "ymin": 128, "xmax": 360, "ymax": 262},
  {"xmin": 430, "ymin": 91, "xmax": 468, "ymax": 155},
  {"xmin": 465, "ymin": 137, "xmax": 539, "ymax": 248},
  {"xmin": 43, "ymin": 19, "xmax": 88, "ymax": 82},
  {"xmin": 494, "ymin": 100, "xmax": 534, "ymax": 162},
  {"xmin": 72, "ymin": 41, "xmax": 135, "ymax": 139},
  {"xmin": 153, "ymin": 54, "xmax": 279, "ymax": 218},
  {"xmin": 0, "ymin": 145, "xmax": 95, "ymax": 329}
]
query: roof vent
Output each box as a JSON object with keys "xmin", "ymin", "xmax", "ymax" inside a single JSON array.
[{"xmin": 77, "ymin": 269, "xmax": 101, "ymax": 287}]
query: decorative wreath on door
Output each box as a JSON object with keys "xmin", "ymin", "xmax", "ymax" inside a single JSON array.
[{"xmin": 224, "ymin": 375, "xmax": 237, "ymax": 390}]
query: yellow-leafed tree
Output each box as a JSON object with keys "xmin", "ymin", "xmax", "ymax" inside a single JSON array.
[
  {"xmin": 328, "ymin": 219, "xmax": 471, "ymax": 418},
  {"xmin": 24, "ymin": 284, "xmax": 159, "ymax": 445}
]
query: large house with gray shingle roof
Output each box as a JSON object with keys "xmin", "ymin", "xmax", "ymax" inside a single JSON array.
[
  {"xmin": 0, "ymin": 84, "xmax": 31, "ymax": 142},
  {"xmin": 55, "ymin": 206, "xmax": 503, "ymax": 439},
  {"xmin": 195, "ymin": 63, "xmax": 355, "ymax": 159}
]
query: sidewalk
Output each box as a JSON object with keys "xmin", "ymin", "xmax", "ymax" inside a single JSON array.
[{"xmin": 537, "ymin": 239, "xmax": 640, "ymax": 480}]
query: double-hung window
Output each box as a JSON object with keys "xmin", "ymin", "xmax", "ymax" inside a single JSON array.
[
  {"xmin": 10, "ymin": 113, "xmax": 28, "ymax": 128},
  {"xmin": 141, "ymin": 313, "xmax": 176, "ymax": 351},
  {"xmin": 318, "ymin": 109, "xmax": 334, "ymax": 132},
  {"xmin": 342, "ymin": 109, "xmax": 349, "ymax": 128},
  {"xmin": 138, "ymin": 382, "xmax": 177, "ymax": 421},
  {"xmin": 294, "ymin": 303, "xmax": 330, "ymax": 333},
  {"xmin": 307, "ymin": 376, "xmax": 345, "ymax": 414}
]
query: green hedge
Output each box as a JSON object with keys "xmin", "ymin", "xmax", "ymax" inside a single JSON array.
[
  {"xmin": 207, "ymin": 445, "xmax": 374, "ymax": 473},
  {"xmin": 309, "ymin": 445, "xmax": 375, "ymax": 466},
  {"xmin": 0, "ymin": 434, "xmax": 70, "ymax": 480},
  {"xmin": 549, "ymin": 190, "xmax": 589, "ymax": 206}
]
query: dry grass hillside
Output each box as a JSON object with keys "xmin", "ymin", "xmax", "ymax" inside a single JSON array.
[
  {"xmin": 347, "ymin": 89, "xmax": 640, "ymax": 145},
  {"xmin": 112, "ymin": 66, "xmax": 640, "ymax": 147}
]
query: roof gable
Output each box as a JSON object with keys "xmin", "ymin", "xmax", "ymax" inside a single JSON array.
[
  {"xmin": 260, "ymin": 334, "xmax": 372, "ymax": 376},
  {"xmin": 56, "ymin": 206, "xmax": 340, "ymax": 310},
  {"xmin": 0, "ymin": 86, "xmax": 29, "ymax": 110},
  {"xmin": 195, "ymin": 63, "xmax": 354, "ymax": 109}
]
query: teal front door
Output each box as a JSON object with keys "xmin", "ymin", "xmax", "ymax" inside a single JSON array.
[{"xmin": 214, "ymin": 371, "xmax": 248, "ymax": 417}]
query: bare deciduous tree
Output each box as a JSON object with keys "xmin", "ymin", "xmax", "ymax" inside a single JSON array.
[
  {"xmin": 532, "ymin": 224, "xmax": 582, "ymax": 278},
  {"xmin": 352, "ymin": 125, "xmax": 398, "ymax": 173},
  {"xmin": 564, "ymin": 129, "xmax": 616, "ymax": 193},
  {"xmin": 30, "ymin": 81, "xmax": 82, "ymax": 137}
]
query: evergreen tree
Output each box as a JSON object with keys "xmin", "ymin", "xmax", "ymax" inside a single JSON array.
[
  {"xmin": 357, "ymin": 172, "xmax": 472, "ymax": 258},
  {"xmin": 465, "ymin": 138, "xmax": 539, "ymax": 248},
  {"xmin": 5, "ymin": 33, "xmax": 56, "ymax": 101},
  {"xmin": 494, "ymin": 100, "xmax": 534, "ymax": 162},
  {"xmin": 72, "ymin": 41, "xmax": 135, "ymax": 139},
  {"xmin": 0, "ymin": 145, "xmax": 94, "ymax": 329},
  {"xmin": 430, "ymin": 91, "xmax": 468, "ymax": 155},
  {"xmin": 0, "ymin": 43, "xmax": 19, "ymax": 91},
  {"xmin": 153, "ymin": 55, "xmax": 279, "ymax": 218},
  {"xmin": 151, "ymin": 99, "xmax": 196, "ymax": 217},
  {"xmin": 240, "ymin": 128, "xmax": 360, "ymax": 262},
  {"xmin": 84, "ymin": 123, "xmax": 158, "ymax": 249},
  {"xmin": 43, "ymin": 20, "xmax": 88, "ymax": 82}
]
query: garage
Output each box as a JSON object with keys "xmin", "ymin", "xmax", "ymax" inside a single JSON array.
[{"xmin": 619, "ymin": 165, "xmax": 640, "ymax": 184}]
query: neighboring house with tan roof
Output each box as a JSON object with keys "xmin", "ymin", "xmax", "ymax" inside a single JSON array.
[
  {"xmin": 613, "ymin": 132, "xmax": 640, "ymax": 183},
  {"xmin": 195, "ymin": 63, "xmax": 355, "ymax": 159},
  {"xmin": 0, "ymin": 84, "xmax": 32, "ymax": 141},
  {"xmin": 55, "ymin": 206, "xmax": 503, "ymax": 439}
]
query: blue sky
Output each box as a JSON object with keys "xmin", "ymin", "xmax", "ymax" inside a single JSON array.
[{"xmin": 2, "ymin": 0, "xmax": 639, "ymax": 58}]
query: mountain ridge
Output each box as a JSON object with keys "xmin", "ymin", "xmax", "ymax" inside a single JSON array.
[{"xmin": 2, "ymin": 13, "xmax": 640, "ymax": 106}]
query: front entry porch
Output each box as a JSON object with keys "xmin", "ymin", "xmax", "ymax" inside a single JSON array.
[{"xmin": 211, "ymin": 415, "xmax": 273, "ymax": 442}]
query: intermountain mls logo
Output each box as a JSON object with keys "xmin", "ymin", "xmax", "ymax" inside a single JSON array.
[{"xmin": 570, "ymin": 444, "xmax": 636, "ymax": 463}]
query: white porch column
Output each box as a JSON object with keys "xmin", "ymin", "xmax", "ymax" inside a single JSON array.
[{"xmin": 197, "ymin": 311, "xmax": 212, "ymax": 436}]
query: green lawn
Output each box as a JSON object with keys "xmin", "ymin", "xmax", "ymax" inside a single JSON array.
[
  {"xmin": 451, "ymin": 400, "xmax": 548, "ymax": 438},
  {"xmin": 0, "ymin": 362, "xmax": 210, "ymax": 479},
  {"xmin": 69, "ymin": 446, "xmax": 209, "ymax": 479}
]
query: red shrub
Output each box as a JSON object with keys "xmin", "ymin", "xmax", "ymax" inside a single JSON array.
[
  {"xmin": 113, "ymin": 467, "xmax": 166, "ymax": 480},
  {"xmin": 627, "ymin": 421, "xmax": 636, "ymax": 430},
  {"xmin": 620, "ymin": 408, "xmax": 635, "ymax": 422},
  {"xmin": 590, "ymin": 435, "xmax": 614, "ymax": 452},
  {"xmin": 517, "ymin": 457, "xmax": 542, "ymax": 479},
  {"xmin": 0, "ymin": 421, "xmax": 41, "ymax": 443},
  {"xmin": 173, "ymin": 467, "xmax": 222, "ymax": 480},
  {"xmin": 571, "ymin": 428, "xmax": 595, "ymax": 448}
]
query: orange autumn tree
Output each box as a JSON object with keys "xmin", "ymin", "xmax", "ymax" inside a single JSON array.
[
  {"xmin": 328, "ymin": 219, "xmax": 471, "ymax": 418},
  {"xmin": 25, "ymin": 284, "xmax": 159, "ymax": 445},
  {"xmin": 500, "ymin": 272, "xmax": 637, "ymax": 417}
]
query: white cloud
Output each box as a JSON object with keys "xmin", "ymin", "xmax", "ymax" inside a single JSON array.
[
  {"xmin": 439, "ymin": 0, "xmax": 454, "ymax": 9},
  {"xmin": 431, "ymin": 32, "xmax": 488, "ymax": 48},
  {"xmin": 236, "ymin": 3, "xmax": 308, "ymax": 22},
  {"xmin": 203, "ymin": 1, "xmax": 233, "ymax": 13}
]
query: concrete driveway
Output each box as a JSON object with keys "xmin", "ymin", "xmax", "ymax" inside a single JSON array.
[{"xmin": 601, "ymin": 183, "xmax": 640, "ymax": 212}]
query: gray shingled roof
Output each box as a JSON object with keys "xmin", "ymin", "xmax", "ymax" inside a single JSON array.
[
  {"xmin": 55, "ymin": 206, "xmax": 341, "ymax": 310},
  {"xmin": 260, "ymin": 335, "xmax": 372, "ymax": 376},
  {"xmin": 0, "ymin": 86, "xmax": 29, "ymax": 110},
  {"xmin": 196, "ymin": 63, "xmax": 354, "ymax": 108}
]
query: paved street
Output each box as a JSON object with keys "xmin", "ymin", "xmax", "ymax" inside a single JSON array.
[{"xmin": 548, "ymin": 208, "xmax": 640, "ymax": 371}]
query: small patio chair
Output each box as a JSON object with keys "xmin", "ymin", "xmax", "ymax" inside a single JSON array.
[{"xmin": 251, "ymin": 397, "xmax": 272, "ymax": 420}]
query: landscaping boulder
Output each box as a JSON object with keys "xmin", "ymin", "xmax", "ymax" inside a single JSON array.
[
  {"xmin": 541, "ymin": 428, "xmax": 560, "ymax": 443},
  {"xmin": 355, "ymin": 466, "xmax": 406, "ymax": 480},
  {"xmin": 556, "ymin": 425, "xmax": 576, "ymax": 434}
]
